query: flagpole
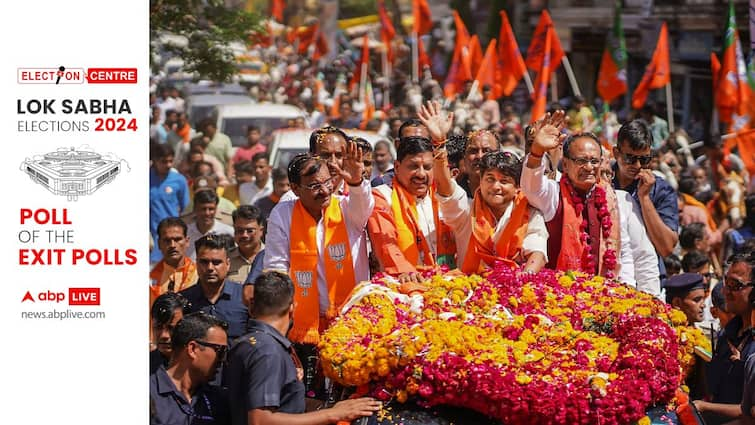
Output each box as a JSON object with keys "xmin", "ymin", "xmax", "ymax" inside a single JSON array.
[
  {"xmin": 561, "ymin": 56, "xmax": 581, "ymax": 97},
  {"xmin": 382, "ymin": 47, "xmax": 390, "ymax": 108},
  {"xmin": 412, "ymin": 31, "xmax": 419, "ymax": 83},
  {"xmin": 523, "ymin": 71, "xmax": 534, "ymax": 95},
  {"xmin": 360, "ymin": 60, "xmax": 368, "ymax": 104},
  {"xmin": 665, "ymin": 82, "xmax": 675, "ymax": 132},
  {"xmin": 550, "ymin": 73, "xmax": 558, "ymax": 102}
]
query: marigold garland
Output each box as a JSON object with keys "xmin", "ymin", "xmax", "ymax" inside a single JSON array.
[{"xmin": 319, "ymin": 266, "xmax": 710, "ymax": 425}]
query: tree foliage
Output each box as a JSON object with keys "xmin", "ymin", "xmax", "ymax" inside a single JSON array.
[{"xmin": 150, "ymin": 0, "xmax": 262, "ymax": 82}]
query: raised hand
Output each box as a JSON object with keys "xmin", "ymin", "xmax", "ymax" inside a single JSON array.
[
  {"xmin": 530, "ymin": 110, "xmax": 568, "ymax": 156},
  {"xmin": 334, "ymin": 140, "xmax": 364, "ymax": 186},
  {"xmin": 418, "ymin": 100, "xmax": 454, "ymax": 144}
]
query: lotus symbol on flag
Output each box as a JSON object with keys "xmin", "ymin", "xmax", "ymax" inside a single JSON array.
[{"xmin": 295, "ymin": 271, "xmax": 313, "ymax": 296}]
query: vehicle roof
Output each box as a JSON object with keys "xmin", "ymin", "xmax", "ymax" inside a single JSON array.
[
  {"xmin": 217, "ymin": 103, "xmax": 306, "ymax": 119},
  {"xmin": 184, "ymin": 82, "xmax": 248, "ymax": 96},
  {"xmin": 187, "ymin": 94, "xmax": 252, "ymax": 107}
]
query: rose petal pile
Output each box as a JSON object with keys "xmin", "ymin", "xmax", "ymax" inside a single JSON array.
[{"xmin": 319, "ymin": 266, "xmax": 709, "ymax": 425}]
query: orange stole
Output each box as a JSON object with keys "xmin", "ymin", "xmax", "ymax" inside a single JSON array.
[
  {"xmin": 289, "ymin": 197, "xmax": 356, "ymax": 344},
  {"xmin": 391, "ymin": 182, "xmax": 457, "ymax": 269},
  {"xmin": 462, "ymin": 190, "xmax": 530, "ymax": 274},
  {"xmin": 556, "ymin": 179, "xmax": 620, "ymax": 277},
  {"xmin": 149, "ymin": 257, "xmax": 198, "ymax": 306}
]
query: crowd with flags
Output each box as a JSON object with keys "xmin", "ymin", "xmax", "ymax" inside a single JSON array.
[{"xmin": 148, "ymin": 1, "xmax": 755, "ymax": 424}]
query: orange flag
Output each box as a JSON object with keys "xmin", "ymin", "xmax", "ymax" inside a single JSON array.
[
  {"xmin": 468, "ymin": 35, "xmax": 484, "ymax": 77},
  {"xmin": 270, "ymin": 0, "xmax": 285, "ymax": 22},
  {"xmin": 413, "ymin": 0, "xmax": 432, "ymax": 35},
  {"xmin": 596, "ymin": 2, "xmax": 628, "ymax": 104},
  {"xmin": 531, "ymin": 27, "xmax": 554, "ymax": 122},
  {"xmin": 349, "ymin": 35, "xmax": 370, "ymax": 91},
  {"xmin": 723, "ymin": 128, "xmax": 755, "ymax": 174},
  {"xmin": 474, "ymin": 39, "xmax": 498, "ymax": 99},
  {"xmin": 526, "ymin": 10, "xmax": 564, "ymax": 73},
  {"xmin": 711, "ymin": 53, "xmax": 721, "ymax": 94},
  {"xmin": 418, "ymin": 37, "xmax": 431, "ymax": 71},
  {"xmin": 631, "ymin": 22, "xmax": 670, "ymax": 109},
  {"xmin": 496, "ymin": 10, "xmax": 527, "ymax": 97},
  {"xmin": 715, "ymin": 1, "xmax": 752, "ymax": 131},
  {"xmin": 377, "ymin": 0, "xmax": 396, "ymax": 63},
  {"xmin": 444, "ymin": 10, "xmax": 472, "ymax": 98}
]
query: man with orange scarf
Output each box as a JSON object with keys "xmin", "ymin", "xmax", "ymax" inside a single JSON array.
[
  {"xmin": 367, "ymin": 134, "xmax": 458, "ymax": 283},
  {"xmin": 264, "ymin": 141, "xmax": 373, "ymax": 346},
  {"xmin": 521, "ymin": 112, "xmax": 660, "ymax": 296},
  {"xmin": 417, "ymin": 100, "xmax": 548, "ymax": 273}
]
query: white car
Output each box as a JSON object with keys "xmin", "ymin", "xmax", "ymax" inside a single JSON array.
[
  {"xmin": 269, "ymin": 128, "xmax": 393, "ymax": 170},
  {"xmin": 215, "ymin": 103, "xmax": 307, "ymax": 148}
]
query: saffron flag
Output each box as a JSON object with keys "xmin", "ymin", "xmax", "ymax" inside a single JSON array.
[
  {"xmin": 496, "ymin": 10, "xmax": 527, "ymax": 97},
  {"xmin": 361, "ymin": 81, "xmax": 375, "ymax": 130},
  {"xmin": 631, "ymin": 22, "xmax": 670, "ymax": 109},
  {"xmin": 715, "ymin": 1, "xmax": 752, "ymax": 131},
  {"xmin": 444, "ymin": 10, "xmax": 472, "ymax": 98},
  {"xmin": 413, "ymin": 0, "xmax": 432, "ymax": 35},
  {"xmin": 468, "ymin": 35, "xmax": 484, "ymax": 78},
  {"xmin": 525, "ymin": 10, "xmax": 564, "ymax": 73},
  {"xmin": 349, "ymin": 35, "xmax": 370, "ymax": 91},
  {"xmin": 418, "ymin": 37, "xmax": 431, "ymax": 71},
  {"xmin": 711, "ymin": 53, "xmax": 721, "ymax": 94},
  {"xmin": 723, "ymin": 128, "xmax": 755, "ymax": 174},
  {"xmin": 270, "ymin": 0, "xmax": 285, "ymax": 22},
  {"xmin": 596, "ymin": 2, "xmax": 627, "ymax": 103},
  {"xmin": 531, "ymin": 27, "xmax": 554, "ymax": 122},
  {"xmin": 377, "ymin": 0, "xmax": 396, "ymax": 63},
  {"xmin": 474, "ymin": 39, "xmax": 498, "ymax": 99}
]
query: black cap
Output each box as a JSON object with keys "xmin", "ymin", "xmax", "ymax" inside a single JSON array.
[{"xmin": 664, "ymin": 273, "xmax": 706, "ymax": 303}]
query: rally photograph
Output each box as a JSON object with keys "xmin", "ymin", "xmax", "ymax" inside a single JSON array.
[{"xmin": 147, "ymin": 0, "xmax": 755, "ymax": 424}]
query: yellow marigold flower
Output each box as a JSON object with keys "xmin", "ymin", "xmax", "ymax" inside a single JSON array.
[
  {"xmin": 637, "ymin": 416, "xmax": 651, "ymax": 425},
  {"xmin": 516, "ymin": 373, "xmax": 532, "ymax": 384}
]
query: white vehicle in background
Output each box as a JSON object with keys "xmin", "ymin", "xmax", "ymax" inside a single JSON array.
[
  {"xmin": 215, "ymin": 103, "xmax": 307, "ymax": 148},
  {"xmin": 268, "ymin": 128, "xmax": 392, "ymax": 170}
]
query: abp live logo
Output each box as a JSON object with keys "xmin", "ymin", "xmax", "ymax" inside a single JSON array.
[{"xmin": 21, "ymin": 288, "xmax": 100, "ymax": 305}]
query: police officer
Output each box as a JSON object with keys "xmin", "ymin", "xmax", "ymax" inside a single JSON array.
[
  {"xmin": 664, "ymin": 272, "xmax": 707, "ymax": 325},
  {"xmin": 225, "ymin": 271, "xmax": 381, "ymax": 425}
]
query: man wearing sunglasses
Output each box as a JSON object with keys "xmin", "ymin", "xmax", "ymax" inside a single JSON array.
[
  {"xmin": 150, "ymin": 313, "xmax": 230, "ymax": 425},
  {"xmin": 695, "ymin": 253, "xmax": 754, "ymax": 424},
  {"xmin": 612, "ymin": 120, "xmax": 679, "ymax": 280}
]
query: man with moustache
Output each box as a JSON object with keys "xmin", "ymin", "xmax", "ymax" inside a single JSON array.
[
  {"xmin": 149, "ymin": 312, "xmax": 230, "ymax": 425},
  {"xmin": 368, "ymin": 124, "xmax": 459, "ymax": 281},
  {"xmin": 264, "ymin": 141, "xmax": 372, "ymax": 391},
  {"xmin": 227, "ymin": 205, "xmax": 265, "ymax": 283},
  {"xmin": 371, "ymin": 119, "xmax": 430, "ymax": 187},
  {"xmin": 521, "ymin": 112, "xmax": 660, "ymax": 296},
  {"xmin": 457, "ymin": 129, "xmax": 501, "ymax": 199},
  {"xmin": 150, "ymin": 217, "xmax": 198, "ymax": 306},
  {"xmin": 185, "ymin": 189, "xmax": 234, "ymax": 261},
  {"xmin": 225, "ymin": 271, "xmax": 380, "ymax": 425}
]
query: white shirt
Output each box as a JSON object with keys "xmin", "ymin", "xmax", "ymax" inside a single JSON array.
[
  {"xmin": 264, "ymin": 180, "xmax": 374, "ymax": 314},
  {"xmin": 239, "ymin": 178, "xmax": 273, "ymax": 206},
  {"xmin": 185, "ymin": 220, "xmax": 235, "ymax": 261},
  {"xmin": 521, "ymin": 154, "xmax": 661, "ymax": 297},
  {"xmin": 437, "ymin": 180, "xmax": 549, "ymax": 267}
]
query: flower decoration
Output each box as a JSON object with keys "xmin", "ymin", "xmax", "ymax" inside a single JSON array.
[{"xmin": 320, "ymin": 266, "xmax": 707, "ymax": 425}]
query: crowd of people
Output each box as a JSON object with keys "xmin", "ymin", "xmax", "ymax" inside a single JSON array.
[{"xmin": 148, "ymin": 38, "xmax": 754, "ymax": 425}]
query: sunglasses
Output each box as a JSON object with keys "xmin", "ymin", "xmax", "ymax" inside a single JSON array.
[
  {"xmin": 194, "ymin": 340, "xmax": 228, "ymax": 362},
  {"xmin": 723, "ymin": 276, "xmax": 752, "ymax": 292},
  {"xmin": 621, "ymin": 152, "xmax": 653, "ymax": 166}
]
